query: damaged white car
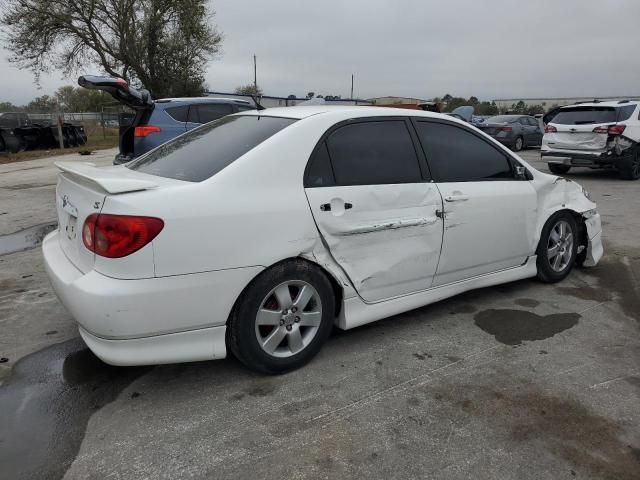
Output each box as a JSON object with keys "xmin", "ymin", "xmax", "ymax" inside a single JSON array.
[
  {"xmin": 43, "ymin": 106, "xmax": 603, "ymax": 373},
  {"xmin": 542, "ymin": 100, "xmax": 640, "ymax": 180}
]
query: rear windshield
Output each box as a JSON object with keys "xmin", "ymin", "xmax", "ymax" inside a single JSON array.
[
  {"xmin": 550, "ymin": 105, "xmax": 636, "ymax": 125},
  {"xmin": 486, "ymin": 116, "xmax": 518, "ymax": 123},
  {"xmin": 127, "ymin": 115, "xmax": 296, "ymax": 181}
]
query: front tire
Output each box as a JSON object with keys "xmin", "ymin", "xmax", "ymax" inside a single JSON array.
[
  {"xmin": 548, "ymin": 163, "xmax": 571, "ymax": 175},
  {"xmin": 536, "ymin": 212, "xmax": 578, "ymax": 283},
  {"xmin": 227, "ymin": 260, "xmax": 335, "ymax": 374}
]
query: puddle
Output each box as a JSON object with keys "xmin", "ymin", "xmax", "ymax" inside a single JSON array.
[
  {"xmin": 474, "ymin": 309, "xmax": 580, "ymax": 345},
  {"xmin": 0, "ymin": 221, "xmax": 57, "ymax": 256},
  {"xmin": 0, "ymin": 338, "xmax": 150, "ymax": 479}
]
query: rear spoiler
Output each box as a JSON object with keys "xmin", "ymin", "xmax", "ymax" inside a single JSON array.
[
  {"xmin": 78, "ymin": 75, "xmax": 153, "ymax": 110},
  {"xmin": 55, "ymin": 161, "xmax": 158, "ymax": 194}
]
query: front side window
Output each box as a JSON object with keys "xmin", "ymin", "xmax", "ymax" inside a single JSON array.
[
  {"xmin": 325, "ymin": 120, "xmax": 422, "ymax": 185},
  {"xmin": 128, "ymin": 115, "xmax": 296, "ymax": 182},
  {"xmin": 415, "ymin": 121, "xmax": 514, "ymax": 182}
]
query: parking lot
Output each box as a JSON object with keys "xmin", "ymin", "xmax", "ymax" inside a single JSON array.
[{"xmin": 0, "ymin": 148, "xmax": 639, "ymax": 479}]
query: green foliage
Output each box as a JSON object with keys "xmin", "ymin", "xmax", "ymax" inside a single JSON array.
[
  {"xmin": 25, "ymin": 95, "xmax": 57, "ymax": 113},
  {"xmin": 234, "ymin": 84, "xmax": 263, "ymax": 96},
  {"xmin": 506, "ymin": 100, "xmax": 545, "ymax": 116},
  {"xmin": 54, "ymin": 86, "xmax": 112, "ymax": 112},
  {"xmin": 1, "ymin": 0, "xmax": 222, "ymax": 98},
  {"xmin": 0, "ymin": 102, "xmax": 19, "ymax": 112}
]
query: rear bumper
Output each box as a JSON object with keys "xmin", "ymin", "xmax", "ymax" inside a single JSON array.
[
  {"xmin": 541, "ymin": 146, "xmax": 616, "ymax": 167},
  {"xmin": 79, "ymin": 325, "xmax": 226, "ymax": 366},
  {"xmin": 43, "ymin": 230, "xmax": 263, "ymax": 365}
]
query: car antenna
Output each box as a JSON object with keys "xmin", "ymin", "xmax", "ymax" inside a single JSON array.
[{"xmin": 251, "ymin": 95, "xmax": 266, "ymax": 111}]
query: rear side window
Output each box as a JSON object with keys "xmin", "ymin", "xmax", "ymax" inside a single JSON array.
[
  {"xmin": 165, "ymin": 105, "xmax": 189, "ymax": 122},
  {"xmin": 325, "ymin": 121, "xmax": 422, "ymax": 185},
  {"xmin": 197, "ymin": 103, "xmax": 234, "ymax": 123},
  {"xmin": 415, "ymin": 122, "xmax": 514, "ymax": 182},
  {"xmin": 305, "ymin": 143, "xmax": 335, "ymax": 187},
  {"xmin": 128, "ymin": 115, "xmax": 296, "ymax": 182},
  {"xmin": 617, "ymin": 104, "xmax": 636, "ymax": 121}
]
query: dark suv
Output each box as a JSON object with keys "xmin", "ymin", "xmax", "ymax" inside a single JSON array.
[{"xmin": 79, "ymin": 76, "xmax": 255, "ymax": 164}]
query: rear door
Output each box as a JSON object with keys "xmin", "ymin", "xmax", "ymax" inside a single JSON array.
[
  {"xmin": 304, "ymin": 119, "xmax": 443, "ymax": 303},
  {"xmin": 413, "ymin": 119, "xmax": 537, "ymax": 286}
]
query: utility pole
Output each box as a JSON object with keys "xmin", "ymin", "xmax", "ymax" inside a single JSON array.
[
  {"xmin": 254, "ymin": 54, "xmax": 258, "ymax": 96},
  {"xmin": 56, "ymin": 103, "xmax": 65, "ymax": 149},
  {"xmin": 350, "ymin": 74, "xmax": 354, "ymax": 100}
]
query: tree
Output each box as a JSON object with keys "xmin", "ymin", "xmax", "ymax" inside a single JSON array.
[
  {"xmin": 25, "ymin": 95, "xmax": 57, "ymax": 113},
  {"xmin": 234, "ymin": 84, "xmax": 263, "ymax": 96},
  {"xmin": 1, "ymin": 0, "xmax": 222, "ymax": 98},
  {"xmin": 306, "ymin": 92, "xmax": 315, "ymax": 99},
  {"xmin": 54, "ymin": 85, "xmax": 112, "ymax": 111},
  {"xmin": 0, "ymin": 101, "xmax": 19, "ymax": 112},
  {"xmin": 287, "ymin": 94, "xmax": 296, "ymax": 99},
  {"xmin": 526, "ymin": 104, "xmax": 545, "ymax": 115}
]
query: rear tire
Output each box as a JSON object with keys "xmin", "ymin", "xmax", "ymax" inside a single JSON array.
[
  {"xmin": 226, "ymin": 259, "xmax": 335, "ymax": 374},
  {"xmin": 536, "ymin": 212, "xmax": 578, "ymax": 283},
  {"xmin": 548, "ymin": 163, "xmax": 571, "ymax": 175},
  {"xmin": 618, "ymin": 150, "xmax": 640, "ymax": 180},
  {"xmin": 512, "ymin": 136, "xmax": 524, "ymax": 152}
]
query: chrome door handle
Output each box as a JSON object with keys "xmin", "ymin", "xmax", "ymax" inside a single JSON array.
[
  {"xmin": 320, "ymin": 202, "xmax": 353, "ymax": 212},
  {"xmin": 444, "ymin": 195, "xmax": 469, "ymax": 202}
]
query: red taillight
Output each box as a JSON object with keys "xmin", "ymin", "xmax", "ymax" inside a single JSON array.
[
  {"xmin": 82, "ymin": 214, "xmax": 164, "ymax": 258},
  {"xmin": 134, "ymin": 125, "xmax": 161, "ymax": 137},
  {"xmin": 498, "ymin": 126, "xmax": 512, "ymax": 132},
  {"xmin": 593, "ymin": 124, "xmax": 626, "ymax": 135},
  {"xmin": 608, "ymin": 124, "xmax": 626, "ymax": 135},
  {"xmin": 545, "ymin": 125, "xmax": 557, "ymax": 133}
]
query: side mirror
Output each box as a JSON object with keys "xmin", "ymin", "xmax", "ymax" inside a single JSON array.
[{"xmin": 515, "ymin": 165, "xmax": 528, "ymax": 179}]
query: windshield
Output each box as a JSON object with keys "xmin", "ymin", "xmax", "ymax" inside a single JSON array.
[
  {"xmin": 128, "ymin": 115, "xmax": 297, "ymax": 182},
  {"xmin": 486, "ymin": 116, "xmax": 518, "ymax": 123}
]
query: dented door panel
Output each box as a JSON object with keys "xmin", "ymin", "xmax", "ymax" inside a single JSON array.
[{"xmin": 305, "ymin": 183, "xmax": 443, "ymax": 303}]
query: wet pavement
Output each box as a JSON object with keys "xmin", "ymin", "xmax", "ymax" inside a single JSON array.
[{"xmin": 0, "ymin": 339, "xmax": 149, "ymax": 479}]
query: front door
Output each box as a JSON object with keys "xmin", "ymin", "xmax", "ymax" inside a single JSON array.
[
  {"xmin": 304, "ymin": 119, "xmax": 443, "ymax": 303},
  {"xmin": 413, "ymin": 119, "xmax": 537, "ymax": 286}
]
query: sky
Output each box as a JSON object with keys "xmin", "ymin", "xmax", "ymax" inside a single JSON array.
[{"xmin": 2, "ymin": 0, "xmax": 639, "ymax": 104}]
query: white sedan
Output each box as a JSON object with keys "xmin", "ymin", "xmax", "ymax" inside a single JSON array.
[{"xmin": 43, "ymin": 106, "xmax": 603, "ymax": 373}]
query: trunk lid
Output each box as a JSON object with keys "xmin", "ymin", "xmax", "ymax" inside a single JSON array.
[
  {"xmin": 478, "ymin": 122, "xmax": 509, "ymax": 135},
  {"xmin": 54, "ymin": 162, "xmax": 160, "ymax": 273},
  {"xmin": 544, "ymin": 124, "xmax": 609, "ymax": 151},
  {"xmin": 78, "ymin": 75, "xmax": 154, "ymax": 160}
]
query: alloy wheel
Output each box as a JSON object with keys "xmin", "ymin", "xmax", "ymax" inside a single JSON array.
[
  {"xmin": 254, "ymin": 280, "xmax": 323, "ymax": 358},
  {"xmin": 546, "ymin": 220, "xmax": 574, "ymax": 272}
]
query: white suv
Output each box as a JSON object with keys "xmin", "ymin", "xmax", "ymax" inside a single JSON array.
[{"xmin": 541, "ymin": 100, "xmax": 640, "ymax": 180}]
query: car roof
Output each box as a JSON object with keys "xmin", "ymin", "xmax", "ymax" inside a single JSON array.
[
  {"xmin": 561, "ymin": 100, "xmax": 640, "ymax": 108},
  {"xmin": 240, "ymin": 105, "xmax": 463, "ymax": 122},
  {"xmin": 155, "ymin": 97, "xmax": 252, "ymax": 105}
]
